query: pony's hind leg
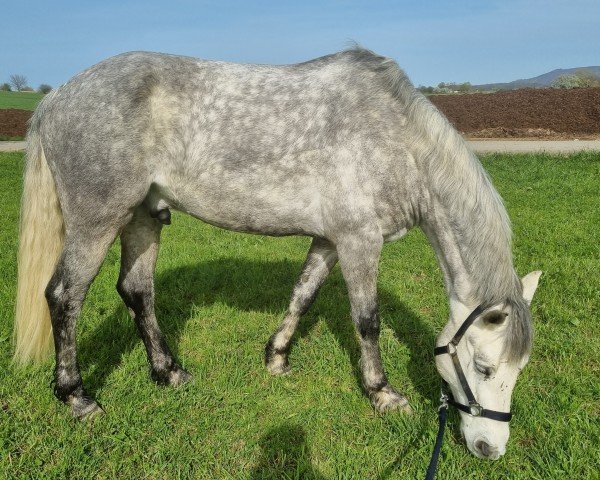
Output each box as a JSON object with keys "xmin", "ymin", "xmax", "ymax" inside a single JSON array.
[
  {"xmin": 117, "ymin": 206, "xmax": 191, "ymax": 386},
  {"xmin": 265, "ymin": 237, "xmax": 337, "ymax": 374},
  {"xmin": 336, "ymin": 232, "xmax": 412, "ymax": 414},
  {"xmin": 46, "ymin": 228, "xmax": 123, "ymax": 419}
]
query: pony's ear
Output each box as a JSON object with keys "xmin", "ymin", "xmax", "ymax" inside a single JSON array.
[
  {"xmin": 521, "ymin": 271, "xmax": 542, "ymax": 305},
  {"xmin": 482, "ymin": 310, "xmax": 508, "ymax": 326}
]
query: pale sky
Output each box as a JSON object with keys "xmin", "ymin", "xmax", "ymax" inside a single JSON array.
[{"xmin": 2, "ymin": 0, "xmax": 599, "ymax": 89}]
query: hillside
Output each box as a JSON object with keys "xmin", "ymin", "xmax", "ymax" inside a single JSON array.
[{"xmin": 474, "ymin": 66, "xmax": 600, "ymax": 91}]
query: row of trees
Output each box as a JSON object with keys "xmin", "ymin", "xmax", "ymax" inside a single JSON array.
[
  {"xmin": 1, "ymin": 74, "xmax": 52, "ymax": 94},
  {"xmin": 417, "ymin": 82, "xmax": 473, "ymax": 94},
  {"xmin": 418, "ymin": 70, "xmax": 600, "ymax": 94}
]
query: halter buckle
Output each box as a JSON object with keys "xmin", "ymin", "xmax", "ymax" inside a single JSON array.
[
  {"xmin": 438, "ymin": 391, "xmax": 449, "ymax": 411},
  {"xmin": 469, "ymin": 402, "xmax": 483, "ymax": 417},
  {"xmin": 447, "ymin": 342, "xmax": 457, "ymax": 356}
]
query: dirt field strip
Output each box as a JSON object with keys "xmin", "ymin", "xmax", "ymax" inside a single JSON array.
[{"xmin": 430, "ymin": 88, "xmax": 600, "ymax": 139}]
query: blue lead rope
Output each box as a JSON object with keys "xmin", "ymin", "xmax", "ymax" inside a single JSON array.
[{"xmin": 424, "ymin": 395, "xmax": 449, "ymax": 480}]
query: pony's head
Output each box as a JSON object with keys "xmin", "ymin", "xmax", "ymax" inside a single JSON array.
[{"xmin": 435, "ymin": 271, "xmax": 541, "ymax": 459}]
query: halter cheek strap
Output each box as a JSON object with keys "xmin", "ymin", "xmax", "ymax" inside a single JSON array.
[{"xmin": 434, "ymin": 305, "xmax": 512, "ymax": 423}]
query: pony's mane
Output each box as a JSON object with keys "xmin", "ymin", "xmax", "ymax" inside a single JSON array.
[{"xmin": 340, "ymin": 47, "xmax": 532, "ymax": 361}]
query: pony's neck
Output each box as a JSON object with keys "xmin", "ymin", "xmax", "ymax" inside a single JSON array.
[
  {"xmin": 421, "ymin": 209, "xmax": 480, "ymax": 314},
  {"xmin": 419, "ymin": 145, "xmax": 518, "ymax": 319},
  {"xmin": 417, "ymin": 144, "xmax": 531, "ymax": 357},
  {"xmin": 377, "ymin": 59, "xmax": 531, "ymax": 357},
  {"xmin": 393, "ymin": 85, "xmax": 519, "ymax": 318}
]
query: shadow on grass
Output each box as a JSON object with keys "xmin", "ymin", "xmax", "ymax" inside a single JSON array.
[
  {"xmin": 250, "ymin": 424, "xmax": 326, "ymax": 480},
  {"xmin": 79, "ymin": 258, "xmax": 439, "ymax": 409}
]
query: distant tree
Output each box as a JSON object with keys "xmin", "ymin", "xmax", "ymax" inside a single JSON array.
[
  {"xmin": 0, "ymin": 83, "xmax": 11, "ymax": 92},
  {"xmin": 552, "ymin": 70, "xmax": 600, "ymax": 89},
  {"xmin": 9, "ymin": 74, "xmax": 28, "ymax": 91},
  {"xmin": 456, "ymin": 82, "xmax": 472, "ymax": 93},
  {"xmin": 552, "ymin": 74, "xmax": 581, "ymax": 89},
  {"xmin": 38, "ymin": 84, "xmax": 52, "ymax": 94},
  {"xmin": 21, "ymin": 86, "xmax": 34, "ymax": 92},
  {"xmin": 574, "ymin": 69, "xmax": 600, "ymax": 87}
]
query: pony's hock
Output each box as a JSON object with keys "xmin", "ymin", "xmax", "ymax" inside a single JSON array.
[{"xmin": 13, "ymin": 47, "xmax": 540, "ymax": 458}]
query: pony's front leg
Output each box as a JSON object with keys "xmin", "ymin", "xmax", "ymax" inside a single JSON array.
[
  {"xmin": 265, "ymin": 237, "xmax": 338, "ymax": 374},
  {"xmin": 336, "ymin": 233, "xmax": 412, "ymax": 413}
]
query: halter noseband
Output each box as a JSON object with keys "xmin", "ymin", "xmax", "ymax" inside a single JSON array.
[{"xmin": 434, "ymin": 305, "xmax": 512, "ymax": 423}]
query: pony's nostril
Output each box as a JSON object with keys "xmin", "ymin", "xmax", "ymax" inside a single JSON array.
[{"xmin": 475, "ymin": 439, "xmax": 499, "ymax": 459}]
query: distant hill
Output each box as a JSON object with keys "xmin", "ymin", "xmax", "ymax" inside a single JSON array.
[{"xmin": 474, "ymin": 66, "xmax": 600, "ymax": 91}]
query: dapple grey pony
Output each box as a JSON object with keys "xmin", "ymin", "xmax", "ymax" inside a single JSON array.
[{"xmin": 14, "ymin": 47, "xmax": 540, "ymax": 459}]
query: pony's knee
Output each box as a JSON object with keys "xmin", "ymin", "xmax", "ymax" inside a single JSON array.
[
  {"xmin": 289, "ymin": 287, "xmax": 319, "ymax": 317},
  {"xmin": 356, "ymin": 307, "xmax": 380, "ymax": 340}
]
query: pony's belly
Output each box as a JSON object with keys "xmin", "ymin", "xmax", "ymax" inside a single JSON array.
[{"xmin": 152, "ymin": 174, "xmax": 325, "ymax": 237}]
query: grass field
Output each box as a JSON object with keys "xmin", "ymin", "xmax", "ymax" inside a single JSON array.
[
  {"xmin": 0, "ymin": 91, "xmax": 45, "ymax": 110},
  {"xmin": 0, "ymin": 152, "xmax": 598, "ymax": 479}
]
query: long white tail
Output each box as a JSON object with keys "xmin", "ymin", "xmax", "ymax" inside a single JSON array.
[{"xmin": 13, "ymin": 126, "xmax": 64, "ymax": 364}]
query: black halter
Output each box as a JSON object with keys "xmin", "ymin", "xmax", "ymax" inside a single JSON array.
[
  {"xmin": 434, "ymin": 304, "xmax": 512, "ymax": 422},
  {"xmin": 425, "ymin": 305, "xmax": 512, "ymax": 480}
]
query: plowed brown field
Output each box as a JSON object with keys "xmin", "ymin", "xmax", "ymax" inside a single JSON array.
[
  {"xmin": 2, "ymin": 87, "xmax": 600, "ymax": 139},
  {"xmin": 0, "ymin": 109, "xmax": 31, "ymax": 138},
  {"xmin": 430, "ymin": 87, "xmax": 600, "ymax": 139}
]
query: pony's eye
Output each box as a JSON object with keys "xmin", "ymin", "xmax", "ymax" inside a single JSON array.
[{"xmin": 475, "ymin": 363, "xmax": 492, "ymax": 378}]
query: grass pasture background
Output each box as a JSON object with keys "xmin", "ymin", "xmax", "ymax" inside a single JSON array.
[
  {"xmin": 0, "ymin": 151, "xmax": 598, "ymax": 479},
  {"xmin": 0, "ymin": 91, "xmax": 44, "ymax": 111}
]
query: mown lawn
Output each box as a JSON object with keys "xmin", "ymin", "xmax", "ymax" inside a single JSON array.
[
  {"xmin": 0, "ymin": 91, "xmax": 44, "ymax": 110},
  {"xmin": 0, "ymin": 151, "xmax": 598, "ymax": 479}
]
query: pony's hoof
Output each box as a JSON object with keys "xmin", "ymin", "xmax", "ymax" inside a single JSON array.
[
  {"xmin": 69, "ymin": 395, "xmax": 104, "ymax": 420},
  {"xmin": 370, "ymin": 385, "xmax": 412, "ymax": 414},
  {"xmin": 266, "ymin": 354, "xmax": 291, "ymax": 376},
  {"xmin": 152, "ymin": 364, "xmax": 193, "ymax": 387},
  {"xmin": 170, "ymin": 367, "xmax": 193, "ymax": 386},
  {"xmin": 265, "ymin": 338, "xmax": 291, "ymax": 375}
]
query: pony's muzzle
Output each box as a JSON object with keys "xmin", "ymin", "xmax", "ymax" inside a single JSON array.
[{"xmin": 473, "ymin": 437, "xmax": 503, "ymax": 460}]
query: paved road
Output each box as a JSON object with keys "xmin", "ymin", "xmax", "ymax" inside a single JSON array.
[
  {"xmin": 0, "ymin": 141, "xmax": 26, "ymax": 152},
  {"xmin": 469, "ymin": 139, "xmax": 600, "ymax": 154},
  {"xmin": 1, "ymin": 139, "xmax": 599, "ymax": 154}
]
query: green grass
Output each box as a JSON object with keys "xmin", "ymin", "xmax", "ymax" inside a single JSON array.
[
  {"xmin": 1, "ymin": 152, "xmax": 598, "ymax": 479},
  {"xmin": 0, "ymin": 136, "xmax": 24, "ymax": 142},
  {"xmin": 0, "ymin": 91, "xmax": 44, "ymax": 110}
]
